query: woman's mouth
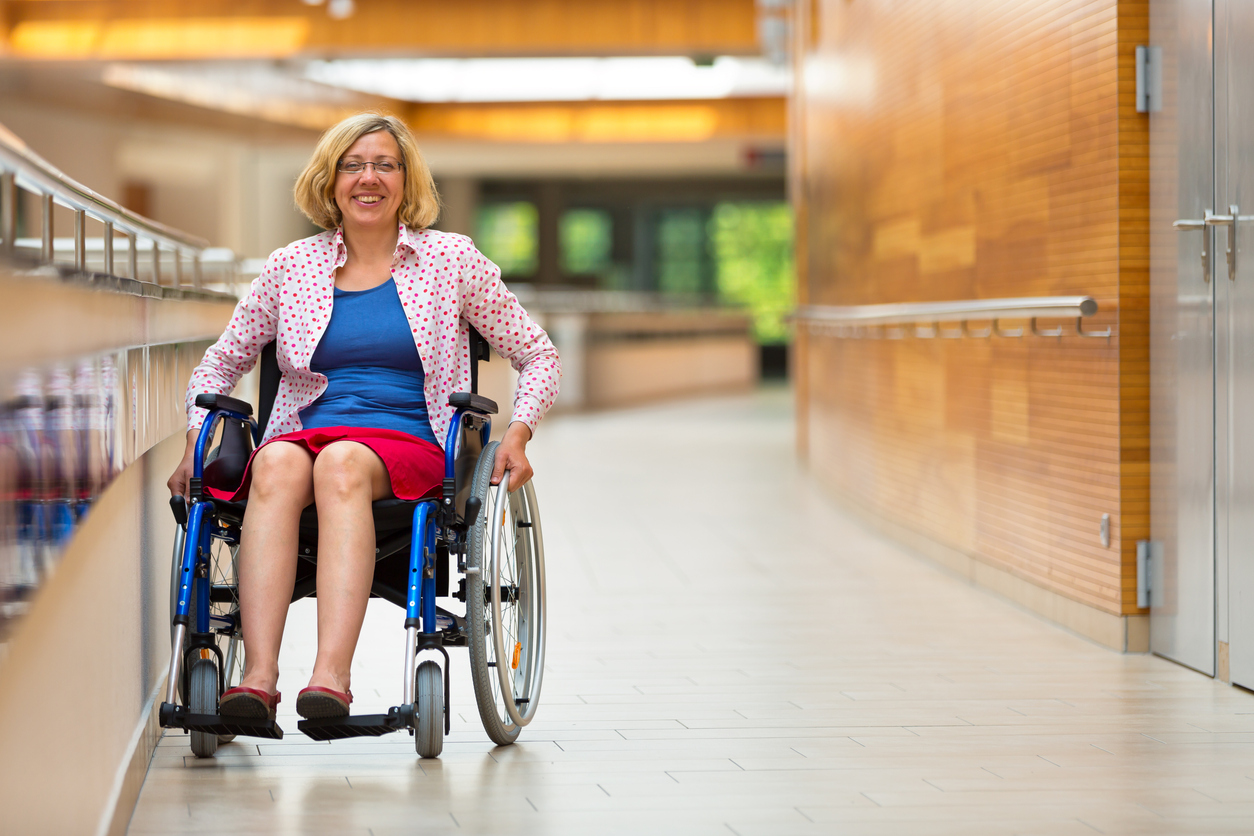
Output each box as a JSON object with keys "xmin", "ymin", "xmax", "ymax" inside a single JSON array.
[{"xmin": 355, "ymin": 195, "xmax": 383, "ymax": 205}]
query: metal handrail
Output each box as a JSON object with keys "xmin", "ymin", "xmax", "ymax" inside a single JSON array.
[
  {"xmin": 0, "ymin": 121, "xmax": 210, "ymax": 287},
  {"xmin": 794, "ymin": 296, "xmax": 1111, "ymax": 339}
]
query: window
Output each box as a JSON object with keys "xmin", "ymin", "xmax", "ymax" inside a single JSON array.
[
  {"xmin": 474, "ymin": 202, "xmax": 538, "ymax": 277},
  {"xmin": 559, "ymin": 208, "xmax": 613, "ymax": 278},
  {"xmin": 656, "ymin": 208, "xmax": 710, "ymax": 295},
  {"xmin": 710, "ymin": 201, "xmax": 794, "ymax": 344}
]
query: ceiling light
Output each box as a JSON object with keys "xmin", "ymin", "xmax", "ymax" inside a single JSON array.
[{"xmin": 327, "ymin": 0, "xmax": 355, "ymax": 20}]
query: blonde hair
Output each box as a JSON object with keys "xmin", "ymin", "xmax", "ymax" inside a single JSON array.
[{"xmin": 294, "ymin": 113, "xmax": 441, "ymax": 230}]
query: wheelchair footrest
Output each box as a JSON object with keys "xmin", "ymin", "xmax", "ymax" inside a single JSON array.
[
  {"xmin": 159, "ymin": 703, "xmax": 284, "ymax": 739},
  {"xmin": 298, "ymin": 707, "xmax": 410, "ymax": 741}
]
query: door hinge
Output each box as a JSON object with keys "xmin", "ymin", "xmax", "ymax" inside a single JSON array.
[
  {"xmin": 1136, "ymin": 540, "xmax": 1161, "ymax": 608},
  {"xmin": 1136, "ymin": 45, "xmax": 1162, "ymax": 113}
]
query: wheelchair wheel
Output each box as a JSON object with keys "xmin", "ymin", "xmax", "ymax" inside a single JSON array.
[
  {"xmin": 414, "ymin": 659, "xmax": 444, "ymax": 759},
  {"xmin": 188, "ymin": 658, "xmax": 219, "ymax": 758},
  {"xmin": 169, "ymin": 528, "xmax": 245, "ymax": 744},
  {"xmin": 465, "ymin": 441, "xmax": 547, "ymax": 745}
]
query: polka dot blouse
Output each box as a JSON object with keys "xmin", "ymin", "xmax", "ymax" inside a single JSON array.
[{"xmin": 185, "ymin": 224, "xmax": 562, "ymax": 448}]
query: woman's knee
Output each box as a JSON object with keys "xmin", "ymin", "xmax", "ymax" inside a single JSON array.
[
  {"xmin": 250, "ymin": 442, "xmax": 313, "ymax": 504},
  {"xmin": 312, "ymin": 442, "xmax": 378, "ymax": 503}
]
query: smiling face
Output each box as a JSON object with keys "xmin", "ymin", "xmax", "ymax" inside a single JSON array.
[{"xmin": 333, "ymin": 130, "xmax": 404, "ymax": 232}]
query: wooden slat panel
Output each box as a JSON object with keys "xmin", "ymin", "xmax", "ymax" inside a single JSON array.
[
  {"xmin": 793, "ymin": 0, "xmax": 1149, "ymax": 617},
  {"xmin": 407, "ymin": 98, "xmax": 786, "ymax": 144},
  {"xmin": 4, "ymin": 0, "xmax": 759, "ymax": 56}
]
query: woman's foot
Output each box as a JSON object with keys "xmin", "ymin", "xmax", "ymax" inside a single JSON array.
[
  {"xmin": 219, "ymin": 687, "xmax": 281, "ymax": 720},
  {"xmin": 296, "ymin": 686, "xmax": 353, "ymax": 719}
]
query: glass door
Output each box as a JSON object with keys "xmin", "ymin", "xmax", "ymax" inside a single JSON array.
[
  {"xmin": 1149, "ymin": 0, "xmax": 1216, "ymax": 675},
  {"xmin": 1216, "ymin": 0, "xmax": 1254, "ymax": 688}
]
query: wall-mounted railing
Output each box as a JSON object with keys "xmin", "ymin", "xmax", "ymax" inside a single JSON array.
[
  {"xmin": 0, "ymin": 122, "xmax": 222, "ymax": 290},
  {"xmin": 794, "ymin": 296, "xmax": 1112, "ymax": 340},
  {"xmin": 0, "ymin": 120, "xmax": 244, "ymax": 645}
]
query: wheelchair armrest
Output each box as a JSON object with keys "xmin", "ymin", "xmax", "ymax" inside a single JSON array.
[
  {"xmin": 195, "ymin": 393, "xmax": 254, "ymax": 417},
  {"xmin": 449, "ymin": 392, "xmax": 498, "ymax": 415}
]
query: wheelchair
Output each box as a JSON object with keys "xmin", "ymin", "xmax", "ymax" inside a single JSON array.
[{"xmin": 157, "ymin": 332, "xmax": 547, "ymax": 759}]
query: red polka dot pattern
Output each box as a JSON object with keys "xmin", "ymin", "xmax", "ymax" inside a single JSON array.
[{"xmin": 185, "ymin": 224, "xmax": 562, "ymax": 449}]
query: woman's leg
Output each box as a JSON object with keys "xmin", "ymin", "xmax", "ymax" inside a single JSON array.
[
  {"xmin": 236, "ymin": 442, "xmax": 314, "ymax": 694},
  {"xmin": 308, "ymin": 441, "xmax": 393, "ymax": 693}
]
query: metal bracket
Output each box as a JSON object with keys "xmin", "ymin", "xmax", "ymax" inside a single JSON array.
[
  {"xmin": 1030, "ymin": 318, "xmax": 1063, "ymax": 339},
  {"xmin": 1076, "ymin": 315, "xmax": 1112, "ymax": 340},
  {"xmin": 993, "ymin": 319, "xmax": 1024, "ymax": 338},
  {"xmin": 1135, "ymin": 45, "xmax": 1162, "ymax": 112},
  {"xmin": 1136, "ymin": 540, "xmax": 1160, "ymax": 609}
]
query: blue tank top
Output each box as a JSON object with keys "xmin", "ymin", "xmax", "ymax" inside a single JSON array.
[{"xmin": 298, "ymin": 278, "xmax": 438, "ymax": 445}]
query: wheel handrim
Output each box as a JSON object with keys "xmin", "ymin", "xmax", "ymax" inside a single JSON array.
[{"xmin": 489, "ymin": 477, "xmax": 546, "ymax": 726}]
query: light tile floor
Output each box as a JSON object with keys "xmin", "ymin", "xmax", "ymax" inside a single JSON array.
[{"xmin": 129, "ymin": 388, "xmax": 1254, "ymax": 835}]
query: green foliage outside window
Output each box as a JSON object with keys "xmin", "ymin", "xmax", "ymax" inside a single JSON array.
[
  {"xmin": 474, "ymin": 202, "xmax": 538, "ymax": 277},
  {"xmin": 656, "ymin": 208, "xmax": 710, "ymax": 295},
  {"xmin": 560, "ymin": 208, "xmax": 613, "ymax": 277},
  {"xmin": 710, "ymin": 201, "xmax": 795, "ymax": 344},
  {"xmin": 472, "ymin": 198, "xmax": 794, "ymax": 344}
]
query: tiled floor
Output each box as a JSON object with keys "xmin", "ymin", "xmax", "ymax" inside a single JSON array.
[{"xmin": 129, "ymin": 388, "xmax": 1254, "ymax": 835}]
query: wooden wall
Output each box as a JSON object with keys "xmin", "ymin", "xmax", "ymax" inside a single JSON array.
[
  {"xmin": 792, "ymin": 0, "xmax": 1150, "ymax": 631},
  {"xmin": 1, "ymin": 0, "xmax": 759, "ymax": 58},
  {"xmin": 408, "ymin": 98, "xmax": 786, "ymax": 144}
]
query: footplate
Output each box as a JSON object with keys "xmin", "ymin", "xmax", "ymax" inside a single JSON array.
[
  {"xmin": 159, "ymin": 703, "xmax": 284, "ymax": 739},
  {"xmin": 298, "ymin": 706, "xmax": 411, "ymax": 741}
]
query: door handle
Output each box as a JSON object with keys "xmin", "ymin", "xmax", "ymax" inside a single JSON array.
[
  {"xmin": 1213, "ymin": 206, "xmax": 1254, "ymax": 281},
  {"xmin": 1173, "ymin": 215, "xmax": 1211, "ymax": 282},
  {"xmin": 1211, "ymin": 207, "xmax": 1236, "ymax": 282},
  {"xmin": 1174, "ymin": 207, "xmax": 1250, "ymax": 281}
]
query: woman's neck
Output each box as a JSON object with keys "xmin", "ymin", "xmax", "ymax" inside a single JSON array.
[
  {"xmin": 342, "ymin": 219, "xmax": 400, "ymax": 263},
  {"xmin": 337, "ymin": 219, "xmax": 400, "ymax": 290}
]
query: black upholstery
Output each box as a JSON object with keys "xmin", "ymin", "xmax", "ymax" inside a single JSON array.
[
  {"xmin": 201, "ymin": 417, "xmax": 253, "ymax": 491},
  {"xmin": 195, "ymin": 393, "xmax": 253, "ymax": 416},
  {"xmin": 256, "ymin": 341, "xmax": 280, "ymax": 438},
  {"xmin": 449, "ymin": 392, "xmax": 498, "ymax": 415}
]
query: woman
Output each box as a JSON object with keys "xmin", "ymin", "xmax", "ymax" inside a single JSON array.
[{"xmin": 167, "ymin": 113, "xmax": 560, "ymax": 721}]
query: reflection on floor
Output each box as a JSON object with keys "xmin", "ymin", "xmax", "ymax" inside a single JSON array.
[{"xmin": 129, "ymin": 387, "xmax": 1254, "ymax": 835}]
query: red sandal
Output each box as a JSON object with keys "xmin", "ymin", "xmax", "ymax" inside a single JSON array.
[
  {"xmin": 296, "ymin": 686, "xmax": 353, "ymax": 719},
  {"xmin": 219, "ymin": 687, "xmax": 280, "ymax": 720}
]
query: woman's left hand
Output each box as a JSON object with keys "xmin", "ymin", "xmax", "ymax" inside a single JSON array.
[{"xmin": 491, "ymin": 421, "xmax": 534, "ymax": 491}]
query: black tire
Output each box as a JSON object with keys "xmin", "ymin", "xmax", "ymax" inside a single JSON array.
[
  {"xmin": 415, "ymin": 660, "xmax": 444, "ymax": 759},
  {"xmin": 170, "ymin": 526, "xmax": 244, "ymax": 745},
  {"xmin": 188, "ymin": 658, "xmax": 219, "ymax": 758},
  {"xmin": 465, "ymin": 442, "xmax": 520, "ymax": 745}
]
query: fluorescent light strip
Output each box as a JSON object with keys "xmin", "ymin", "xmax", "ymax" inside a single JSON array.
[{"xmin": 304, "ymin": 56, "xmax": 790, "ymax": 103}]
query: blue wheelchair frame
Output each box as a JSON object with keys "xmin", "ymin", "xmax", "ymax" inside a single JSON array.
[{"xmin": 160, "ymin": 399, "xmax": 492, "ymax": 740}]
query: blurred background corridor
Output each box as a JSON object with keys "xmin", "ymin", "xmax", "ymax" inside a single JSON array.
[{"xmin": 0, "ymin": 0, "xmax": 1252, "ymax": 833}]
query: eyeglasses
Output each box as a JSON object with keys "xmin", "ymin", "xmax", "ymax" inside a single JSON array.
[{"xmin": 337, "ymin": 160, "xmax": 404, "ymax": 175}]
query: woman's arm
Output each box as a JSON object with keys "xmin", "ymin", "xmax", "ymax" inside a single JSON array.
[
  {"xmin": 168, "ymin": 252, "xmax": 284, "ymax": 496},
  {"xmin": 457, "ymin": 242, "xmax": 561, "ymax": 489}
]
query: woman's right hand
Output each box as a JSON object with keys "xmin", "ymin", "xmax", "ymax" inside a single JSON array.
[{"xmin": 166, "ymin": 430, "xmax": 200, "ymax": 497}]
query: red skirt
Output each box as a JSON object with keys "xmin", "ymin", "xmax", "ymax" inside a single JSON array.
[{"xmin": 204, "ymin": 426, "xmax": 445, "ymax": 503}]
